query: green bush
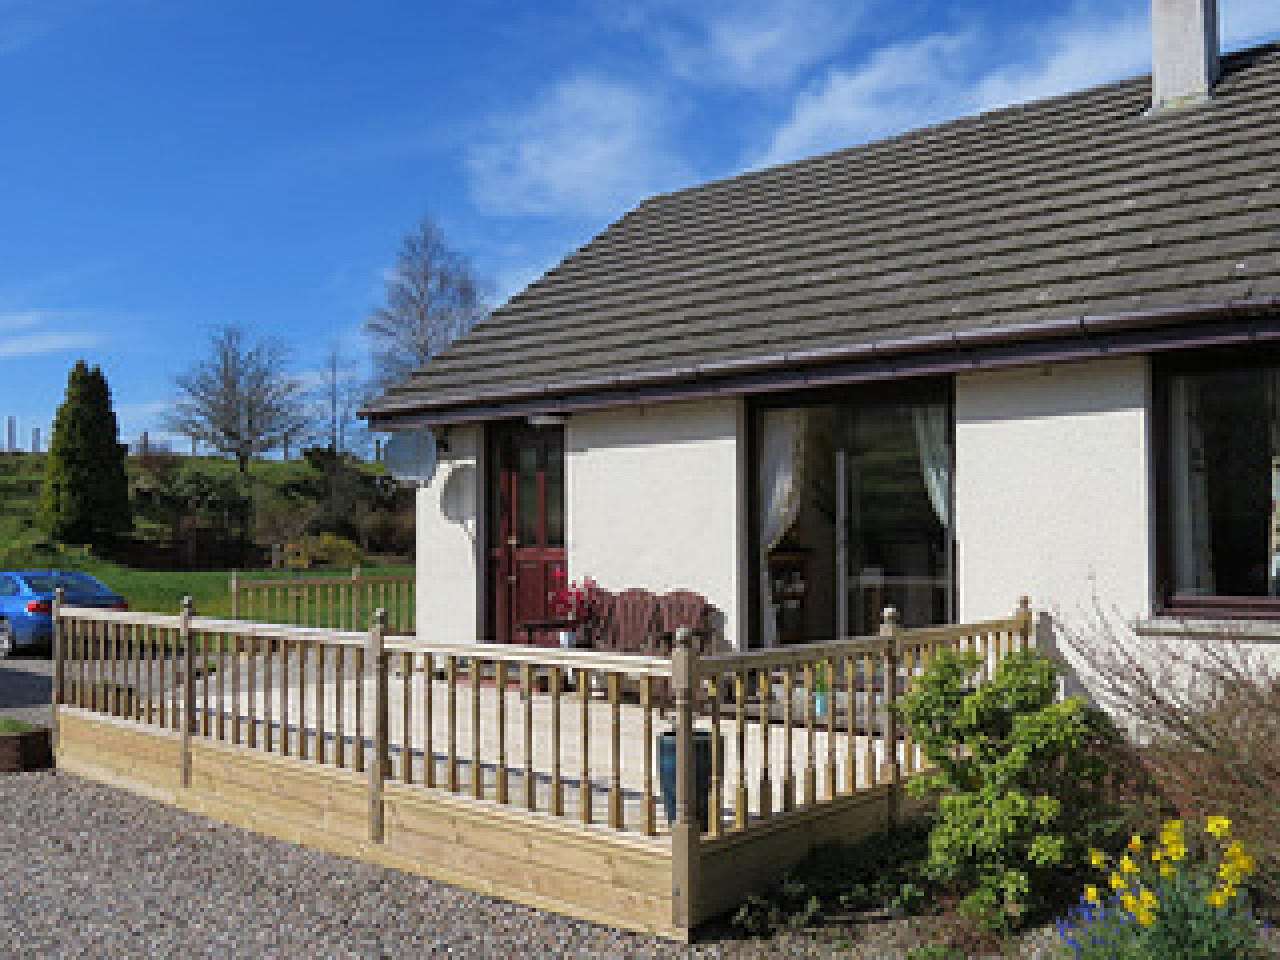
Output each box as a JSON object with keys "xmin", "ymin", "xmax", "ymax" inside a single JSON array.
[
  {"xmin": 294, "ymin": 533, "xmax": 364, "ymax": 569},
  {"xmin": 0, "ymin": 715, "xmax": 33, "ymax": 734},
  {"xmin": 896, "ymin": 649, "xmax": 1124, "ymax": 929},
  {"xmin": 731, "ymin": 816, "xmax": 933, "ymax": 936},
  {"xmin": 38, "ymin": 361, "xmax": 132, "ymax": 546}
]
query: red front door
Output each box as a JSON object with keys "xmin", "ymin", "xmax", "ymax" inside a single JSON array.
[{"xmin": 487, "ymin": 423, "xmax": 566, "ymax": 644}]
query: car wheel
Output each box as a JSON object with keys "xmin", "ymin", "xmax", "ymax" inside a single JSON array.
[{"xmin": 0, "ymin": 619, "xmax": 12, "ymax": 658}]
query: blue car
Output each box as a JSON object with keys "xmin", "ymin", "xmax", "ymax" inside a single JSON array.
[{"xmin": 0, "ymin": 571, "xmax": 127, "ymax": 656}]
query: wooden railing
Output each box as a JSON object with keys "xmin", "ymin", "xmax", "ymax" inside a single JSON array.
[
  {"xmin": 53, "ymin": 594, "xmax": 676, "ymax": 835},
  {"xmin": 230, "ymin": 567, "xmax": 414, "ymax": 635},
  {"xmin": 693, "ymin": 598, "xmax": 1034, "ymax": 839},
  {"xmin": 51, "ymin": 594, "xmax": 1032, "ymax": 934}
]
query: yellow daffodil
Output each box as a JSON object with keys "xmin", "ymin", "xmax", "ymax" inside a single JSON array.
[
  {"xmin": 1084, "ymin": 885, "xmax": 1101, "ymax": 904},
  {"xmin": 1128, "ymin": 834, "xmax": 1143, "ymax": 852},
  {"xmin": 1120, "ymin": 855, "xmax": 1140, "ymax": 875},
  {"xmin": 1136, "ymin": 908, "xmax": 1156, "ymax": 927},
  {"xmin": 1207, "ymin": 890, "xmax": 1228, "ymax": 909},
  {"xmin": 1206, "ymin": 816, "xmax": 1231, "ymax": 839},
  {"xmin": 1152, "ymin": 849, "xmax": 1163, "ymax": 862},
  {"xmin": 1139, "ymin": 889, "xmax": 1158, "ymax": 909},
  {"xmin": 1122, "ymin": 892, "xmax": 1139, "ymax": 913},
  {"xmin": 1089, "ymin": 849, "xmax": 1106, "ymax": 868},
  {"xmin": 1110, "ymin": 872, "xmax": 1127, "ymax": 891},
  {"xmin": 1160, "ymin": 864, "xmax": 1176, "ymax": 879}
]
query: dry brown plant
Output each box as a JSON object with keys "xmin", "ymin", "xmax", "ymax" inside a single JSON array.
[{"xmin": 1053, "ymin": 606, "xmax": 1280, "ymax": 900}]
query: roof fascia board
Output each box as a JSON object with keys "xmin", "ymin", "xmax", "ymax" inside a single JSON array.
[{"xmin": 363, "ymin": 299, "xmax": 1280, "ymax": 427}]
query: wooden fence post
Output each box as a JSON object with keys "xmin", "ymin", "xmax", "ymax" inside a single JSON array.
[
  {"xmin": 181, "ymin": 596, "xmax": 195, "ymax": 789},
  {"xmin": 368, "ymin": 607, "xmax": 387, "ymax": 844},
  {"xmin": 230, "ymin": 570, "xmax": 239, "ymax": 621},
  {"xmin": 880, "ymin": 606, "xmax": 900, "ymax": 830},
  {"xmin": 52, "ymin": 588, "xmax": 65, "ymax": 752},
  {"xmin": 671, "ymin": 626, "xmax": 701, "ymax": 933},
  {"xmin": 351, "ymin": 565, "xmax": 363, "ymax": 634}
]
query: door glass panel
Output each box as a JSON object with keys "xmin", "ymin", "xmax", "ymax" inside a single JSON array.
[
  {"xmin": 545, "ymin": 433, "xmax": 565, "ymax": 547},
  {"xmin": 517, "ymin": 444, "xmax": 539, "ymax": 546},
  {"xmin": 756, "ymin": 391, "xmax": 952, "ymax": 646},
  {"xmin": 845, "ymin": 401, "xmax": 951, "ymax": 634}
]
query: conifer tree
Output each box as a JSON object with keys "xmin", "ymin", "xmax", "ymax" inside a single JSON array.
[{"xmin": 38, "ymin": 361, "xmax": 132, "ymax": 546}]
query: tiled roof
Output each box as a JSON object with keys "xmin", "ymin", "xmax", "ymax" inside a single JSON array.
[{"xmin": 369, "ymin": 44, "xmax": 1280, "ymax": 421}]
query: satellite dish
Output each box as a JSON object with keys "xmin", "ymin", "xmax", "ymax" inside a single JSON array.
[{"xmin": 383, "ymin": 428, "xmax": 438, "ymax": 488}]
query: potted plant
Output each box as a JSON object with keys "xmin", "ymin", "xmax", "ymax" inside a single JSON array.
[
  {"xmin": 547, "ymin": 572, "xmax": 600, "ymax": 649},
  {"xmin": 814, "ymin": 663, "xmax": 829, "ymax": 719},
  {"xmin": 0, "ymin": 715, "xmax": 52, "ymax": 773}
]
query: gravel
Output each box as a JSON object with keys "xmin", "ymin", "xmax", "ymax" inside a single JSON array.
[
  {"xmin": 0, "ymin": 770, "xmax": 899, "ymax": 959},
  {"xmin": 0, "ymin": 655, "xmax": 53, "ymax": 729}
]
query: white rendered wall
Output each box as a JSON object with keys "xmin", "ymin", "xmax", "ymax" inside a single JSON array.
[
  {"xmin": 567, "ymin": 397, "xmax": 745, "ymax": 651},
  {"xmin": 415, "ymin": 423, "xmax": 484, "ymax": 644},
  {"xmin": 954, "ymin": 355, "xmax": 1154, "ymax": 627}
]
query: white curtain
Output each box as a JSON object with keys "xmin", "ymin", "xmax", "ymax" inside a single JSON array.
[
  {"xmin": 912, "ymin": 405, "xmax": 951, "ymax": 528},
  {"xmin": 1170, "ymin": 376, "xmax": 1215, "ymax": 594},
  {"xmin": 759, "ymin": 409, "xmax": 807, "ymax": 647}
]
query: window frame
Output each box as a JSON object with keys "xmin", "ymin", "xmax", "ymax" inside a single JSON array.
[{"xmin": 1154, "ymin": 344, "xmax": 1280, "ymax": 620}]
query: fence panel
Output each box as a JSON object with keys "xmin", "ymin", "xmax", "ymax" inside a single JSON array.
[{"xmin": 231, "ymin": 568, "xmax": 415, "ymax": 635}]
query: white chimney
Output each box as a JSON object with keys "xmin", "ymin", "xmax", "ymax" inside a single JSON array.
[{"xmin": 1152, "ymin": 0, "xmax": 1220, "ymax": 110}]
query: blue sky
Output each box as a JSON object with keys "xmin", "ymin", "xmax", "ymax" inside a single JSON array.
[{"xmin": 3, "ymin": 0, "xmax": 1278, "ymax": 453}]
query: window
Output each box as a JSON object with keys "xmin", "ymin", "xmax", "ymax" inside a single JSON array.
[
  {"xmin": 1159, "ymin": 349, "xmax": 1280, "ymax": 616},
  {"xmin": 753, "ymin": 381, "xmax": 954, "ymax": 645}
]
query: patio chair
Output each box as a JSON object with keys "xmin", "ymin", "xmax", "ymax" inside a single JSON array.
[
  {"xmin": 583, "ymin": 588, "xmax": 616, "ymax": 651},
  {"xmin": 613, "ymin": 588, "xmax": 660, "ymax": 655},
  {"xmin": 657, "ymin": 590, "xmax": 712, "ymax": 654}
]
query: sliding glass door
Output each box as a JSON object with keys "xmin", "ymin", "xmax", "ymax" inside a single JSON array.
[{"xmin": 755, "ymin": 382, "xmax": 953, "ymax": 645}]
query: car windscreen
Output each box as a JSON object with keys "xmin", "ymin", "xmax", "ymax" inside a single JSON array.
[{"xmin": 19, "ymin": 573, "xmax": 110, "ymax": 595}]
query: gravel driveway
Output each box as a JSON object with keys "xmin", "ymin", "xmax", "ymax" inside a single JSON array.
[
  {"xmin": 0, "ymin": 654, "xmax": 52, "ymax": 729},
  {"xmin": 0, "ymin": 770, "xmax": 887, "ymax": 959}
]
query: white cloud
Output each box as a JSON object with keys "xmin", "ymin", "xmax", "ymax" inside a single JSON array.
[
  {"xmin": 1221, "ymin": 0, "xmax": 1280, "ymax": 48},
  {"xmin": 0, "ymin": 310, "xmax": 44, "ymax": 332},
  {"xmin": 466, "ymin": 73, "xmax": 693, "ymax": 219},
  {"xmin": 758, "ymin": 0, "xmax": 1280, "ymax": 170},
  {"xmin": 0, "ymin": 330, "xmax": 102, "ymax": 358},
  {"xmin": 758, "ymin": 30, "xmax": 976, "ymax": 167},
  {"xmin": 622, "ymin": 0, "xmax": 867, "ymax": 89}
]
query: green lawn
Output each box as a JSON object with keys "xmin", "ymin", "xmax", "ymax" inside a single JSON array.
[{"xmin": 91, "ymin": 563, "xmax": 414, "ymax": 619}]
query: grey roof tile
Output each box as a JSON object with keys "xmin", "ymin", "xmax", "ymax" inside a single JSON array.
[{"xmin": 371, "ymin": 44, "xmax": 1280, "ymax": 417}]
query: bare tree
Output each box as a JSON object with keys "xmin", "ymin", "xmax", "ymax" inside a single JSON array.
[
  {"xmin": 366, "ymin": 216, "xmax": 488, "ymax": 390},
  {"xmin": 164, "ymin": 325, "xmax": 313, "ymax": 473},
  {"xmin": 315, "ymin": 339, "xmax": 372, "ymax": 457}
]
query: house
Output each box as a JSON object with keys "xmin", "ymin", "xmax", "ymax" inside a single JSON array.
[{"xmin": 364, "ymin": 0, "xmax": 1280, "ymax": 662}]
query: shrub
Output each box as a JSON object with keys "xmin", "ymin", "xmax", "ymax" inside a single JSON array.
[
  {"xmin": 39, "ymin": 361, "xmax": 132, "ymax": 546},
  {"xmin": 1057, "ymin": 815, "xmax": 1267, "ymax": 958},
  {"xmin": 1056, "ymin": 609, "xmax": 1280, "ymax": 904},
  {"xmin": 896, "ymin": 649, "xmax": 1124, "ymax": 928},
  {"xmin": 294, "ymin": 533, "xmax": 364, "ymax": 569},
  {"xmin": 731, "ymin": 816, "xmax": 933, "ymax": 936}
]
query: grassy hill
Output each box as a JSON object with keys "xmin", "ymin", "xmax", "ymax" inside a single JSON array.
[{"xmin": 0, "ymin": 452, "xmax": 413, "ymax": 615}]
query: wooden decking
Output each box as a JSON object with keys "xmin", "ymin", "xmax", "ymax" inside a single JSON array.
[{"xmin": 52, "ymin": 600, "xmax": 1032, "ymax": 940}]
